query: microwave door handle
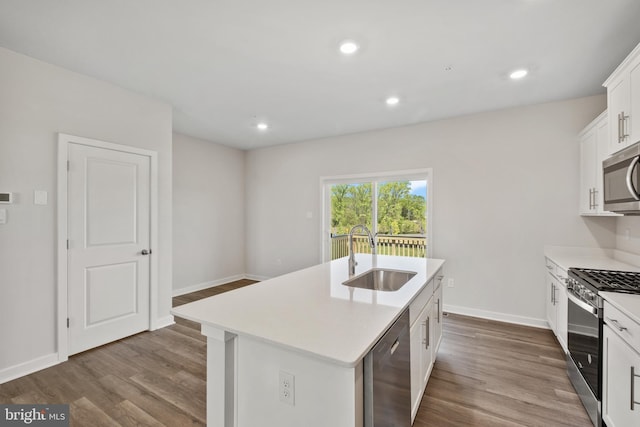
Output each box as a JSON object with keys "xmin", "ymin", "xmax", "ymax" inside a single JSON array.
[{"xmin": 626, "ymin": 156, "xmax": 640, "ymax": 201}]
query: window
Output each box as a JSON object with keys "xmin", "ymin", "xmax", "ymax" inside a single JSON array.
[{"xmin": 321, "ymin": 170, "xmax": 432, "ymax": 262}]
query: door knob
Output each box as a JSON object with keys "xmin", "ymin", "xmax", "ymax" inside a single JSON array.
[{"xmin": 141, "ymin": 249, "xmax": 152, "ymax": 255}]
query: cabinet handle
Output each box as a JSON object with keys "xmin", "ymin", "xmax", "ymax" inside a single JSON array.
[
  {"xmin": 619, "ymin": 112, "xmax": 624, "ymax": 143},
  {"xmin": 423, "ymin": 317, "xmax": 430, "ymax": 350},
  {"xmin": 622, "ymin": 111, "xmax": 630, "ymax": 141},
  {"xmin": 592, "ymin": 188, "xmax": 598, "ymax": 208},
  {"xmin": 437, "ymin": 299, "xmax": 441, "ymax": 324},
  {"xmin": 632, "ymin": 366, "xmax": 640, "ymax": 410},
  {"xmin": 607, "ymin": 317, "xmax": 628, "ymax": 332}
]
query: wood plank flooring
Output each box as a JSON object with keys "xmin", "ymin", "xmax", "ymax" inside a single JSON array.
[{"xmin": 0, "ymin": 279, "xmax": 591, "ymax": 426}]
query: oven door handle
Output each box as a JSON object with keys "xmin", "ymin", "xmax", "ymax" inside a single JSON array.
[
  {"xmin": 567, "ymin": 291, "xmax": 598, "ymax": 317},
  {"xmin": 626, "ymin": 156, "xmax": 640, "ymax": 201}
]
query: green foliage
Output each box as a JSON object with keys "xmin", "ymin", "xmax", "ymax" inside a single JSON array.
[{"xmin": 330, "ymin": 181, "xmax": 426, "ymax": 235}]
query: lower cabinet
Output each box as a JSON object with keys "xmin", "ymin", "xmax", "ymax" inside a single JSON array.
[
  {"xmin": 544, "ymin": 258, "xmax": 568, "ymax": 353},
  {"xmin": 409, "ymin": 271, "xmax": 444, "ymax": 423},
  {"xmin": 602, "ymin": 305, "xmax": 640, "ymax": 427}
]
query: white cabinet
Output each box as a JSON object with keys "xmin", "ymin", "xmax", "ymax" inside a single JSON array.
[
  {"xmin": 544, "ymin": 258, "xmax": 568, "ymax": 353},
  {"xmin": 604, "ymin": 42, "xmax": 640, "ymax": 155},
  {"xmin": 579, "ymin": 111, "xmax": 619, "ymax": 216},
  {"xmin": 602, "ymin": 302, "xmax": 640, "ymax": 427},
  {"xmin": 409, "ymin": 270, "xmax": 443, "ymax": 423}
]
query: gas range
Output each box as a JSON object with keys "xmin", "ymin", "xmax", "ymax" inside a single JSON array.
[
  {"xmin": 568, "ymin": 268, "xmax": 640, "ymax": 294},
  {"xmin": 565, "ymin": 267, "xmax": 640, "ymax": 427},
  {"xmin": 567, "ymin": 268, "xmax": 640, "ymax": 310}
]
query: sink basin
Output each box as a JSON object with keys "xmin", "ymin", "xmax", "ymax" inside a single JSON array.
[{"xmin": 342, "ymin": 268, "xmax": 417, "ymax": 292}]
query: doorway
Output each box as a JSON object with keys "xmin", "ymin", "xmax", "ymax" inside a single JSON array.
[{"xmin": 57, "ymin": 134, "xmax": 158, "ymax": 358}]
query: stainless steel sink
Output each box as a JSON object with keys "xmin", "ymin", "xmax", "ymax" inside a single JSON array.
[{"xmin": 343, "ymin": 268, "xmax": 417, "ymax": 292}]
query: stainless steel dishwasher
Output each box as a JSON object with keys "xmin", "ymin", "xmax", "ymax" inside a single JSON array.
[{"xmin": 364, "ymin": 308, "xmax": 411, "ymax": 427}]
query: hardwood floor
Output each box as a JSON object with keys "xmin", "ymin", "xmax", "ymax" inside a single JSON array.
[{"xmin": 0, "ymin": 279, "xmax": 591, "ymax": 426}]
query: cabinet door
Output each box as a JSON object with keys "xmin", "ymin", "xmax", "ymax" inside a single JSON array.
[
  {"xmin": 433, "ymin": 283, "xmax": 443, "ymax": 355},
  {"xmin": 421, "ymin": 299, "xmax": 434, "ymax": 388},
  {"xmin": 630, "ymin": 61, "xmax": 640, "ymax": 144},
  {"xmin": 603, "ymin": 325, "xmax": 640, "ymax": 427},
  {"xmin": 580, "ymin": 129, "xmax": 597, "ymax": 214},
  {"xmin": 555, "ymin": 277, "xmax": 568, "ymax": 353},
  {"xmin": 410, "ymin": 315, "xmax": 422, "ymax": 422},
  {"xmin": 609, "ymin": 76, "xmax": 631, "ymax": 154},
  {"xmin": 546, "ymin": 272, "xmax": 557, "ymax": 332}
]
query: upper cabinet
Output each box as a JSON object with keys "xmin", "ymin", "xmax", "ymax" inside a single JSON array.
[
  {"xmin": 579, "ymin": 111, "xmax": 619, "ymax": 216},
  {"xmin": 604, "ymin": 42, "xmax": 640, "ymax": 155}
]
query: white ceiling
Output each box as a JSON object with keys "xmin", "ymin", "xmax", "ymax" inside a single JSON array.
[{"xmin": 1, "ymin": 0, "xmax": 640, "ymax": 150}]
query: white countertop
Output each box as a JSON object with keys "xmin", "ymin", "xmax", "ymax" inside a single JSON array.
[
  {"xmin": 544, "ymin": 246, "xmax": 640, "ymax": 272},
  {"xmin": 602, "ymin": 292, "xmax": 640, "ymax": 325},
  {"xmin": 171, "ymin": 255, "xmax": 445, "ymax": 367}
]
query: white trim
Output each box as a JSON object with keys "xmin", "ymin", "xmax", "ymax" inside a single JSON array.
[
  {"xmin": 153, "ymin": 315, "xmax": 176, "ymax": 330},
  {"xmin": 172, "ymin": 274, "xmax": 246, "ymax": 297},
  {"xmin": 443, "ymin": 304, "xmax": 549, "ymax": 329},
  {"xmin": 0, "ymin": 353, "xmax": 59, "ymax": 385},
  {"xmin": 244, "ymin": 274, "xmax": 271, "ymax": 282},
  {"xmin": 57, "ymin": 133, "xmax": 159, "ymax": 360},
  {"xmin": 320, "ymin": 168, "xmax": 433, "ymax": 262}
]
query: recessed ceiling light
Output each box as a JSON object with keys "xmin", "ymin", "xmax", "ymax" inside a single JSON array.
[
  {"xmin": 339, "ymin": 40, "xmax": 359, "ymax": 55},
  {"xmin": 256, "ymin": 122, "xmax": 268, "ymax": 131},
  {"xmin": 385, "ymin": 96, "xmax": 400, "ymax": 106},
  {"xmin": 510, "ymin": 69, "xmax": 528, "ymax": 79}
]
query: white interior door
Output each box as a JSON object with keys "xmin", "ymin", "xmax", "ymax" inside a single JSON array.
[{"xmin": 67, "ymin": 142, "xmax": 151, "ymax": 355}]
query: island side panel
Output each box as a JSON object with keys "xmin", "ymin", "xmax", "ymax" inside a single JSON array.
[
  {"xmin": 236, "ymin": 335, "xmax": 363, "ymax": 427},
  {"xmin": 202, "ymin": 325, "xmax": 238, "ymax": 427}
]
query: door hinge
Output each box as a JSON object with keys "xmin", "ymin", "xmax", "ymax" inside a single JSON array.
[
  {"xmin": 66, "ymin": 318, "xmax": 70, "ymax": 328},
  {"xmin": 67, "ymin": 160, "xmax": 70, "ymax": 171},
  {"xmin": 66, "ymin": 239, "xmax": 69, "ymax": 250}
]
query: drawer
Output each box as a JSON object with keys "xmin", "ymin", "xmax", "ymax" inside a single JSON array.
[
  {"xmin": 555, "ymin": 266, "xmax": 568, "ymax": 282},
  {"xmin": 409, "ymin": 278, "xmax": 434, "ymax": 326},
  {"xmin": 604, "ymin": 301, "xmax": 640, "ymax": 352},
  {"xmin": 545, "ymin": 258, "xmax": 556, "ymax": 276}
]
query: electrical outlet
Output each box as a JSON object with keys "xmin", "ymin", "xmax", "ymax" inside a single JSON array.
[
  {"xmin": 447, "ymin": 278, "xmax": 455, "ymax": 288},
  {"xmin": 279, "ymin": 371, "xmax": 295, "ymax": 405}
]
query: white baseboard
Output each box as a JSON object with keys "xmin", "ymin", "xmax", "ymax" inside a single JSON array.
[
  {"xmin": 153, "ymin": 315, "xmax": 175, "ymax": 330},
  {"xmin": 244, "ymin": 274, "xmax": 270, "ymax": 281},
  {"xmin": 172, "ymin": 274, "xmax": 246, "ymax": 297},
  {"xmin": 443, "ymin": 304, "xmax": 549, "ymax": 329},
  {"xmin": 0, "ymin": 353, "xmax": 59, "ymax": 385}
]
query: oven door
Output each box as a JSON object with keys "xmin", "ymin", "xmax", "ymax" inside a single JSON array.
[{"xmin": 567, "ymin": 291, "xmax": 601, "ymax": 398}]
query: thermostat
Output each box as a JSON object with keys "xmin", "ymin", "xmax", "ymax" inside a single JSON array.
[{"xmin": 0, "ymin": 193, "xmax": 12, "ymax": 204}]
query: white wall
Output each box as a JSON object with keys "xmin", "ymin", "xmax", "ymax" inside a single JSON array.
[
  {"xmin": 615, "ymin": 216, "xmax": 640, "ymax": 253},
  {"xmin": 245, "ymin": 95, "xmax": 616, "ymax": 325},
  {"xmin": 172, "ymin": 133, "xmax": 245, "ymax": 294},
  {"xmin": 0, "ymin": 47, "xmax": 173, "ymax": 379}
]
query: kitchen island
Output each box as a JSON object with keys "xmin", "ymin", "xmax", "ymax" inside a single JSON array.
[{"xmin": 172, "ymin": 254, "xmax": 445, "ymax": 427}]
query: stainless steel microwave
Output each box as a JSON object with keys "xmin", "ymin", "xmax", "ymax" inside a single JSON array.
[{"xmin": 603, "ymin": 142, "xmax": 640, "ymax": 214}]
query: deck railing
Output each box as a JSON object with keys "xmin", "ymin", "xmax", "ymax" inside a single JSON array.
[{"xmin": 331, "ymin": 234, "xmax": 427, "ymax": 260}]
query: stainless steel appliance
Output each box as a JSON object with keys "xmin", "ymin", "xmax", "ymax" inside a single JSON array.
[
  {"xmin": 364, "ymin": 308, "xmax": 411, "ymax": 427},
  {"xmin": 566, "ymin": 268, "xmax": 640, "ymax": 427},
  {"xmin": 603, "ymin": 142, "xmax": 640, "ymax": 214}
]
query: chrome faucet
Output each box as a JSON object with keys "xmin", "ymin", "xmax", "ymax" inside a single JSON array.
[{"xmin": 348, "ymin": 224, "xmax": 375, "ymax": 276}]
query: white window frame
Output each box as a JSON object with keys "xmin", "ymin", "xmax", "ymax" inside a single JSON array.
[{"xmin": 320, "ymin": 168, "xmax": 433, "ymax": 263}]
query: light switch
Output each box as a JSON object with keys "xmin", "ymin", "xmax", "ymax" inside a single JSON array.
[
  {"xmin": 34, "ymin": 190, "xmax": 48, "ymax": 205},
  {"xmin": 0, "ymin": 209, "xmax": 6, "ymax": 224}
]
